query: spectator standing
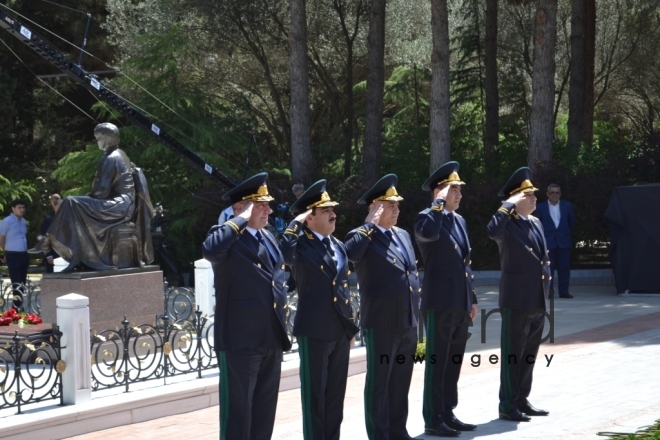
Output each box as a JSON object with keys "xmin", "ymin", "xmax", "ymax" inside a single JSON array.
[
  {"xmin": 0, "ymin": 199, "xmax": 29, "ymax": 309},
  {"xmin": 534, "ymin": 184, "xmax": 575, "ymax": 298}
]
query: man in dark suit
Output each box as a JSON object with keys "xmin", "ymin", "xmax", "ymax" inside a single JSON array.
[
  {"xmin": 415, "ymin": 162, "xmax": 478, "ymax": 437},
  {"xmin": 344, "ymin": 174, "xmax": 420, "ymax": 440},
  {"xmin": 534, "ymin": 184, "xmax": 575, "ymax": 298},
  {"xmin": 280, "ymin": 180, "xmax": 359, "ymax": 440},
  {"xmin": 202, "ymin": 172, "xmax": 291, "ymax": 440},
  {"xmin": 487, "ymin": 167, "xmax": 551, "ymax": 422}
]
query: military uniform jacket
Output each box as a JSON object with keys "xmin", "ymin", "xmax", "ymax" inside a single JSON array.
[
  {"xmin": 202, "ymin": 216, "xmax": 292, "ymax": 352},
  {"xmin": 280, "ymin": 220, "xmax": 359, "ymax": 341},
  {"xmin": 487, "ymin": 202, "xmax": 551, "ymax": 311},
  {"xmin": 345, "ymin": 223, "xmax": 421, "ymax": 329},
  {"xmin": 415, "ymin": 198, "xmax": 478, "ymax": 313}
]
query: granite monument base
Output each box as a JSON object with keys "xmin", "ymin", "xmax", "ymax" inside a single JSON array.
[{"xmin": 40, "ymin": 266, "xmax": 164, "ymax": 333}]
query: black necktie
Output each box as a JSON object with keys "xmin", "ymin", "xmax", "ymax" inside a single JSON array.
[
  {"xmin": 256, "ymin": 231, "xmax": 276, "ymax": 266},
  {"xmin": 385, "ymin": 230, "xmax": 409, "ymax": 265},
  {"xmin": 322, "ymin": 237, "xmax": 338, "ymax": 268}
]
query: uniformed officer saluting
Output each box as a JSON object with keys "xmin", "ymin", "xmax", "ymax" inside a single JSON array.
[
  {"xmin": 202, "ymin": 172, "xmax": 291, "ymax": 440},
  {"xmin": 280, "ymin": 180, "xmax": 359, "ymax": 440},
  {"xmin": 415, "ymin": 161, "xmax": 478, "ymax": 437},
  {"xmin": 487, "ymin": 167, "xmax": 551, "ymax": 422},
  {"xmin": 344, "ymin": 174, "xmax": 420, "ymax": 440}
]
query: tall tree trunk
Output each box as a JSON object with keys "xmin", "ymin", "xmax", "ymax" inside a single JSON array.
[
  {"xmin": 363, "ymin": 0, "xmax": 386, "ymax": 186},
  {"xmin": 484, "ymin": 0, "xmax": 499, "ymax": 174},
  {"xmin": 429, "ymin": 0, "xmax": 451, "ymax": 173},
  {"xmin": 582, "ymin": 0, "xmax": 595, "ymax": 143},
  {"xmin": 528, "ymin": 0, "xmax": 557, "ymax": 172},
  {"xmin": 343, "ymin": 44, "xmax": 355, "ymax": 178},
  {"xmin": 289, "ymin": 0, "xmax": 313, "ymax": 184},
  {"xmin": 567, "ymin": 0, "xmax": 586, "ymax": 160}
]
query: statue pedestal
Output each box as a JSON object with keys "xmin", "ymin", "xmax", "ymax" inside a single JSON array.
[{"xmin": 40, "ymin": 266, "xmax": 164, "ymax": 333}]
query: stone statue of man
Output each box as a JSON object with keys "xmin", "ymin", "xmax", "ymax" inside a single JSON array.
[{"xmin": 33, "ymin": 123, "xmax": 154, "ymax": 271}]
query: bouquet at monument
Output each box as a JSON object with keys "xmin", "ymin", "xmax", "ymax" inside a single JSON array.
[{"xmin": 0, "ymin": 308, "xmax": 42, "ymax": 326}]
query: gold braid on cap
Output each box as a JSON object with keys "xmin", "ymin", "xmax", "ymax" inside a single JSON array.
[
  {"xmin": 306, "ymin": 191, "xmax": 338, "ymax": 209},
  {"xmin": 242, "ymin": 184, "xmax": 274, "ymax": 201},
  {"xmin": 436, "ymin": 172, "xmax": 465, "ymax": 187},
  {"xmin": 509, "ymin": 179, "xmax": 538, "ymax": 195},
  {"xmin": 373, "ymin": 187, "xmax": 404, "ymax": 202}
]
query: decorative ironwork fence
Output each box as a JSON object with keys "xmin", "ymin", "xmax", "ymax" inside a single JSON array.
[
  {"xmin": 0, "ymin": 279, "xmax": 41, "ymax": 315},
  {"xmin": 162, "ymin": 282, "xmax": 196, "ymax": 322},
  {"xmin": 0, "ymin": 328, "xmax": 64, "ymax": 413},
  {"xmin": 90, "ymin": 310, "xmax": 215, "ymax": 392}
]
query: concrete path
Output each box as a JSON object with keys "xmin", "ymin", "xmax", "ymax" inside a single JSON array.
[{"xmin": 56, "ymin": 286, "xmax": 660, "ymax": 439}]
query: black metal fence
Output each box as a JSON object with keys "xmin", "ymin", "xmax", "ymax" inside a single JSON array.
[
  {"xmin": 0, "ymin": 280, "xmax": 41, "ymax": 315},
  {"xmin": 90, "ymin": 310, "xmax": 216, "ymax": 392},
  {"xmin": 0, "ymin": 328, "xmax": 64, "ymax": 413}
]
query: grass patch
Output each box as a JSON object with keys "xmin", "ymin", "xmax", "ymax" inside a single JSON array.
[{"xmin": 598, "ymin": 419, "xmax": 660, "ymax": 439}]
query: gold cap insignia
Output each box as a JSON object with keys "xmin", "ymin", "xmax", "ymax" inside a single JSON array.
[
  {"xmin": 437, "ymin": 172, "xmax": 466, "ymax": 187},
  {"xmin": 242, "ymin": 184, "xmax": 275, "ymax": 202},
  {"xmin": 509, "ymin": 179, "xmax": 539, "ymax": 195},
  {"xmin": 374, "ymin": 186, "xmax": 404, "ymax": 202},
  {"xmin": 306, "ymin": 191, "xmax": 339, "ymax": 209}
]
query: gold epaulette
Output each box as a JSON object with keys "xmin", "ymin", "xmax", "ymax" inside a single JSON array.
[
  {"xmin": 225, "ymin": 220, "xmax": 242, "ymax": 234},
  {"xmin": 304, "ymin": 230, "xmax": 315, "ymax": 239}
]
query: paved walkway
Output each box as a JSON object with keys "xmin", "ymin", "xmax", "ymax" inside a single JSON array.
[{"xmin": 67, "ymin": 286, "xmax": 660, "ymax": 439}]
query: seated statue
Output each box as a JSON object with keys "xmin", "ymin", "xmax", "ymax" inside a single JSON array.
[{"xmin": 34, "ymin": 123, "xmax": 154, "ymax": 271}]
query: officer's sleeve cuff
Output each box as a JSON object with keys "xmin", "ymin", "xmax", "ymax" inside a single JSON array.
[
  {"xmin": 497, "ymin": 202, "xmax": 516, "ymax": 216},
  {"xmin": 357, "ymin": 222, "xmax": 376, "ymax": 238},
  {"xmin": 430, "ymin": 198, "xmax": 446, "ymax": 212},
  {"xmin": 284, "ymin": 220, "xmax": 303, "ymax": 235},
  {"xmin": 224, "ymin": 216, "xmax": 248, "ymax": 234}
]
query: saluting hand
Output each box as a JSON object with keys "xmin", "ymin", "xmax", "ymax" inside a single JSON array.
[
  {"xmin": 236, "ymin": 201, "xmax": 254, "ymax": 220},
  {"xmin": 365, "ymin": 202, "xmax": 384, "ymax": 225},
  {"xmin": 294, "ymin": 209, "xmax": 312, "ymax": 223},
  {"xmin": 436, "ymin": 184, "xmax": 450, "ymax": 201},
  {"xmin": 505, "ymin": 192, "xmax": 526, "ymax": 207}
]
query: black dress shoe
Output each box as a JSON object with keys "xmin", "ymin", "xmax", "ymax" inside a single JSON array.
[
  {"xmin": 559, "ymin": 293, "xmax": 574, "ymax": 298},
  {"xmin": 443, "ymin": 413, "xmax": 476, "ymax": 431},
  {"xmin": 499, "ymin": 409, "xmax": 531, "ymax": 422},
  {"xmin": 518, "ymin": 402, "xmax": 549, "ymax": 416},
  {"xmin": 424, "ymin": 420, "xmax": 460, "ymax": 437}
]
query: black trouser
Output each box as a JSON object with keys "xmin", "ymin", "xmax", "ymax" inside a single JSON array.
[
  {"xmin": 5, "ymin": 251, "xmax": 28, "ymax": 309},
  {"xmin": 298, "ymin": 334, "xmax": 350, "ymax": 440},
  {"xmin": 216, "ymin": 347, "xmax": 283, "ymax": 440},
  {"xmin": 423, "ymin": 310, "xmax": 470, "ymax": 429},
  {"xmin": 499, "ymin": 308, "xmax": 545, "ymax": 413},
  {"xmin": 363, "ymin": 326, "xmax": 417, "ymax": 440},
  {"xmin": 548, "ymin": 248, "xmax": 571, "ymax": 295}
]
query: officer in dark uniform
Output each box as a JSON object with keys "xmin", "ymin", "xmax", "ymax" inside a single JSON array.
[
  {"xmin": 202, "ymin": 172, "xmax": 291, "ymax": 440},
  {"xmin": 280, "ymin": 180, "xmax": 359, "ymax": 440},
  {"xmin": 344, "ymin": 174, "xmax": 421, "ymax": 440},
  {"xmin": 487, "ymin": 167, "xmax": 551, "ymax": 422},
  {"xmin": 415, "ymin": 162, "xmax": 478, "ymax": 437}
]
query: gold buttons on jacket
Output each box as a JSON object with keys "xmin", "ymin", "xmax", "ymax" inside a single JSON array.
[
  {"xmin": 344, "ymin": 283, "xmax": 348, "ymax": 288},
  {"xmin": 345, "ymin": 299, "xmax": 349, "ymax": 304},
  {"xmin": 529, "ymin": 247, "xmax": 534, "ymax": 252},
  {"xmin": 273, "ymin": 303, "xmax": 276, "ymax": 308},
  {"xmin": 392, "ymin": 258, "xmax": 397, "ymax": 264},
  {"xmin": 333, "ymin": 280, "xmax": 336, "ymax": 286},
  {"xmin": 334, "ymin": 297, "xmax": 337, "ymax": 302},
  {"xmin": 320, "ymin": 265, "xmax": 324, "ymax": 270},
  {"xmin": 542, "ymin": 275, "xmax": 545, "ymax": 280},
  {"xmin": 469, "ymin": 260, "xmax": 472, "ymax": 265},
  {"xmin": 283, "ymin": 281, "xmax": 286, "ymax": 286},
  {"xmin": 257, "ymin": 263, "xmax": 261, "ymax": 268},
  {"xmin": 455, "ymin": 244, "xmax": 458, "ymax": 249},
  {"xmin": 465, "ymin": 272, "xmax": 468, "ymax": 278},
  {"xmin": 471, "ymin": 275, "xmax": 474, "ymax": 279},
  {"xmin": 281, "ymin": 265, "xmax": 285, "ymax": 270},
  {"xmin": 409, "ymin": 287, "xmax": 413, "ymax": 292},
  {"xmin": 418, "ymin": 288, "xmax": 422, "ymax": 292},
  {"xmin": 348, "ymin": 270, "xmax": 352, "ymax": 275},
  {"xmin": 271, "ymin": 281, "xmax": 275, "ymax": 287},
  {"xmin": 549, "ymin": 276, "xmax": 553, "ymax": 280}
]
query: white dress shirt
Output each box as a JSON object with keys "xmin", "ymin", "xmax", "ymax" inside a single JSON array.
[{"xmin": 548, "ymin": 201, "xmax": 561, "ymax": 229}]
